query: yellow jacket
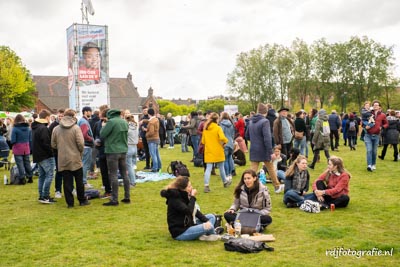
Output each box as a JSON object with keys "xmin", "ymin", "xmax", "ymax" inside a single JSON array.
[{"xmin": 201, "ymin": 122, "xmax": 228, "ymax": 163}]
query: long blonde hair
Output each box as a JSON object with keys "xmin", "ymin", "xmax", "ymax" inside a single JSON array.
[{"xmin": 285, "ymin": 155, "xmax": 307, "ymax": 177}]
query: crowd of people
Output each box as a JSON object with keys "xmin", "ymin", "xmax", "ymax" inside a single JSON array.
[{"xmin": 2, "ymin": 98, "xmax": 398, "ymax": 240}]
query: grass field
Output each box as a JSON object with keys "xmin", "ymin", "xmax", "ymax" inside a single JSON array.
[{"xmin": 0, "ymin": 141, "xmax": 398, "ymax": 267}]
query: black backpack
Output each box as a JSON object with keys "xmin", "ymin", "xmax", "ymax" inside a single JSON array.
[
  {"xmin": 224, "ymin": 238, "xmax": 274, "ymax": 253},
  {"xmin": 193, "ymin": 154, "xmax": 204, "ymax": 167},
  {"xmin": 168, "ymin": 161, "xmax": 190, "ymax": 177}
]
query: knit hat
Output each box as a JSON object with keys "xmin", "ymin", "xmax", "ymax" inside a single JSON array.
[
  {"xmin": 257, "ymin": 103, "xmax": 268, "ymax": 115},
  {"xmin": 349, "ymin": 113, "xmax": 355, "ymax": 119},
  {"xmin": 318, "ymin": 109, "xmax": 327, "ymax": 116}
]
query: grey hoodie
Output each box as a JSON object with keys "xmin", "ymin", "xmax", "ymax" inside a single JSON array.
[{"xmin": 127, "ymin": 122, "xmax": 139, "ymax": 146}]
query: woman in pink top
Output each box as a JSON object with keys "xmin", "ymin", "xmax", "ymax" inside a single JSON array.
[{"xmin": 304, "ymin": 156, "xmax": 350, "ymax": 209}]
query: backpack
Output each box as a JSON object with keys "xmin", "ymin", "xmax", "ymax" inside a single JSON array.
[
  {"xmin": 235, "ymin": 208, "xmax": 262, "ymax": 235},
  {"xmin": 9, "ymin": 165, "xmax": 20, "ymax": 185},
  {"xmin": 168, "ymin": 161, "xmax": 190, "ymax": 177},
  {"xmin": 84, "ymin": 189, "xmax": 100, "ymax": 199},
  {"xmin": 321, "ymin": 121, "xmax": 330, "ymax": 136},
  {"xmin": 349, "ymin": 121, "xmax": 356, "ymax": 132},
  {"xmin": 224, "ymin": 238, "xmax": 274, "ymax": 253},
  {"xmin": 193, "ymin": 154, "xmax": 204, "ymax": 167}
]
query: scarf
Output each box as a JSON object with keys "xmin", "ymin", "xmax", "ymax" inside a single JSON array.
[{"xmin": 292, "ymin": 166, "xmax": 308, "ymax": 192}]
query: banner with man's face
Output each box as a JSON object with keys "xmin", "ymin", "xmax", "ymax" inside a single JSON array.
[{"xmin": 66, "ymin": 23, "xmax": 109, "ymax": 113}]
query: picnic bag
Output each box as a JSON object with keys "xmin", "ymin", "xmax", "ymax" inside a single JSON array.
[
  {"xmin": 168, "ymin": 161, "xmax": 190, "ymax": 177},
  {"xmin": 235, "ymin": 208, "xmax": 262, "ymax": 235},
  {"xmin": 224, "ymin": 238, "xmax": 274, "ymax": 253}
]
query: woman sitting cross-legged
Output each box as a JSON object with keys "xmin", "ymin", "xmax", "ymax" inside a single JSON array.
[
  {"xmin": 304, "ymin": 156, "xmax": 350, "ymax": 209},
  {"xmin": 160, "ymin": 176, "xmax": 220, "ymax": 241},
  {"xmin": 224, "ymin": 169, "xmax": 272, "ymax": 231},
  {"xmin": 283, "ymin": 155, "xmax": 310, "ymax": 208}
]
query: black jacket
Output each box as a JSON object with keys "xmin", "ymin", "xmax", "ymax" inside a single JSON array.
[
  {"xmin": 160, "ymin": 189, "xmax": 209, "ymax": 238},
  {"xmin": 31, "ymin": 120, "xmax": 53, "ymax": 163}
]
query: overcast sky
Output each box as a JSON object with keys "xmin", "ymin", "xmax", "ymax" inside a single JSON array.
[{"xmin": 1, "ymin": 0, "xmax": 399, "ymax": 100}]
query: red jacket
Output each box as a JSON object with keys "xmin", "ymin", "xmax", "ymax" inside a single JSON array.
[
  {"xmin": 312, "ymin": 172, "xmax": 350, "ymax": 199},
  {"xmin": 235, "ymin": 118, "xmax": 245, "ymax": 138},
  {"xmin": 367, "ymin": 111, "xmax": 388, "ymax": 135}
]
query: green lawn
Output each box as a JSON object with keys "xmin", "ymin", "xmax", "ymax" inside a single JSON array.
[{"xmin": 0, "ymin": 142, "xmax": 398, "ymax": 267}]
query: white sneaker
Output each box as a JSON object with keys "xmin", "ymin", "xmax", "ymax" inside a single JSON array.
[
  {"xmin": 199, "ymin": 234, "xmax": 220, "ymax": 241},
  {"xmin": 226, "ymin": 175, "xmax": 232, "ymax": 182},
  {"xmin": 274, "ymin": 184, "xmax": 285, "ymax": 194},
  {"xmin": 72, "ymin": 189, "xmax": 77, "ymax": 196},
  {"xmin": 55, "ymin": 191, "xmax": 62, "ymax": 199},
  {"xmin": 371, "ymin": 165, "xmax": 376, "ymax": 170},
  {"xmin": 85, "ymin": 183, "xmax": 94, "ymax": 189}
]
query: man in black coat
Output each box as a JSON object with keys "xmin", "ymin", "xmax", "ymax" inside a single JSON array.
[{"xmin": 31, "ymin": 109, "xmax": 55, "ymax": 203}]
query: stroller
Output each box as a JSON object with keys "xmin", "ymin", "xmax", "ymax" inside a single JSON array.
[{"xmin": 0, "ymin": 135, "xmax": 10, "ymax": 170}]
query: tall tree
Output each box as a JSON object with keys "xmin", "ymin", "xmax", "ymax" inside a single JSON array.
[
  {"xmin": 311, "ymin": 39, "xmax": 334, "ymax": 109},
  {"xmin": 227, "ymin": 45, "xmax": 279, "ymax": 111},
  {"xmin": 0, "ymin": 46, "xmax": 36, "ymax": 111},
  {"xmin": 331, "ymin": 42, "xmax": 352, "ymax": 111},
  {"xmin": 290, "ymin": 39, "xmax": 313, "ymax": 109},
  {"xmin": 275, "ymin": 45, "xmax": 294, "ymax": 108}
]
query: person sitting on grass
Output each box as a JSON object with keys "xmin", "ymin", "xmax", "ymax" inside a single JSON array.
[
  {"xmin": 160, "ymin": 176, "xmax": 221, "ymax": 241},
  {"xmin": 224, "ymin": 169, "xmax": 272, "ymax": 231},
  {"xmin": 233, "ymin": 140, "xmax": 246, "ymax": 166},
  {"xmin": 304, "ymin": 156, "xmax": 350, "ymax": 209},
  {"xmin": 266, "ymin": 145, "xmax": 287, "ymax": 183},
  {"xmin": 283, "ymin": 155, "xmax": 310, "ymax": 208}
]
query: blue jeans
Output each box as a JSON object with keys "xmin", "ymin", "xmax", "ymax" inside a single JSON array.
[
  {"xmin": 283, "ymin": 189, "xmax": 304, "ymax": 205},
  {"xmin": 37, "ymin": 157, "xmax": 55, "ymax": 198},
  {"xmin": 167, "ymin": 130, "xmax": 175, "ymax": 147},
  {"xmin": 294, "ymin": 136, "xmax": 306, "ymax": 155},
  {"xmin": 126, "ymin": 145, "xmax": 137, "ymax": 184},
  {"xmin": 364, "ymin": 133, "xmax": 379, "ymax": 166},
  {"xmin": 277, "ymin": 170, "xmax": 286, "ymax": 182},
  {"xmin": 305, "ymin": 141, "xmax": 309, "ymax": 158},
  {"xmin": 14, "ymin": 154, "xmax": 32, "ymax": 180},
  {"xmin": 191, "ymin": 135, "xmax": 200, "ymax": 158},
  {"xmin": 204, "ymin": 162, "xmax": 226, "ymax": 185},
  {"xmin": 175, "ymin": 214, "xmax": 216, "ymax": 241},
  {"xmin": 224, "ymin": 146, "xmax": 234, "ymax": 176},
  {"xmin": 303, "ymin": 192, "xmax": 318, "ymax": 202},
  {"xmin": 148, "ymin": 141, "xmax": 162, "ymax": 171},
  {"xmin": 181, "ymin": 134, "xmax": 189, "ymax": 152},
  {"xmin": 82, "ymin": 147, "xmax": 92, "ymax": 184}
]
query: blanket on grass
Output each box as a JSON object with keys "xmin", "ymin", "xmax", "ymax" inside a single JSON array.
[{"xmin": 119, "ymin": 171, "xmax": 175, "ymax": 184}]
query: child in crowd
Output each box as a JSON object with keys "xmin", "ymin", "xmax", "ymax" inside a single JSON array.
[{"xmin": 360, "ymin": 101, "xmax": 375, "ymax": 141}]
